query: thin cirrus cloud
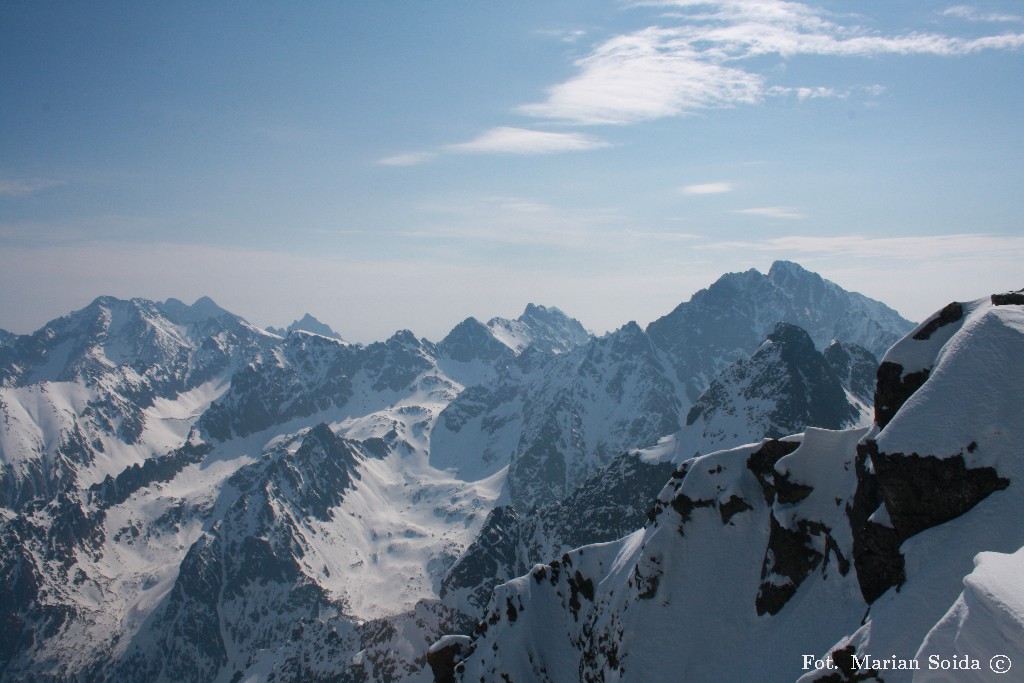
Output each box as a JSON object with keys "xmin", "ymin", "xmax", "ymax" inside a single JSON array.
[
  {"xmin": 735, "ymin": 206, "xmax": 806, "ymax": 219},
  {"xmin": 516, "ymin": 0, "xmax": 1024, "ymax": 126},
  {"xmin": 941, "ymin": 6, "xmax": 1023, "ymax": 23},
  {"xmin": 444, "ymin": 127, "xmax": 611, "ymax": 155},
  {"xmin": 378, "ymin": 127, "xmax": 609, "ymax": 166},
  {"xmin": 681, "ymin": 181, "xmax": 732, "ymax": 195},
  {"xmin": 0, "ymin": 178, "xmax": 65, "ymax": 197},
  {"xmin": 377, "ymin": 151, "xmax": 438, "ymax": 167}
]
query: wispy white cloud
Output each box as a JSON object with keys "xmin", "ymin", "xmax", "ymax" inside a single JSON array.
[
  {"xmin": 444, "ymin": 127, "xmax": 611, "ymax": 155},
  {"xmin": 378, "ymin": 151, "xmax": 438, "ymax": 166},
  {"xmin": 735, "ymin": 206, "xmax": 806, "ymax": 219},
  {"xmin": 534, "ymin": 28, "xmax": 588, "ymax": 43},
  {"xmin": 681, "ymin": 181, "xmax": 733, "ymax": 194},
  {"xmin": 0, "ymin": 178, "xmax": 65, "ymax": 197},
  {"xmin": 378, "ymin": 127, "xmax": 609, "ymax": 166},
  {"xmin": 518, "ymin": 0, "xmax": 1024, "ymax": 125},
  {"xmin": 766, "ymin": 85, "xmax": 853, "ymax": 100},
  {"xmin": 518, "ymin": 27, "xmax": 763, "ymax": 124},
  {"xmin": 942, "ymin": 6, "xmax": 1024, "ymax": 24}
]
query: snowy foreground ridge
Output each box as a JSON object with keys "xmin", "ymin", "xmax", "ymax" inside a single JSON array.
[{"xmin": 434, "ymin": 292, "xmax": 1024, "ymax": 683}]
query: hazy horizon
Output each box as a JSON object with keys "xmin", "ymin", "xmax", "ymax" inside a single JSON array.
[{"xmin": 2, "ymin": 1, "xmax": 1022, "ymax": 343}]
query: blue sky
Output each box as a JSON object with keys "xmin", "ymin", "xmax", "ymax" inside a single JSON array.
[{"xmin": 2, "ymin": 1, "xmax": 1022, "ymax": 342}]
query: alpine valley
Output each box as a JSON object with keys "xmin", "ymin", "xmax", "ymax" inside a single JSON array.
[{"xmin": 4, "ymin": 261, "xmax": 1019, "ymax": 683}]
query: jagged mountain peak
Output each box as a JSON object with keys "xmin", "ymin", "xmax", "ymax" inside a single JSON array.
[
  {"xmin": 439, "ymin": 317, "xmax": 511, "ymax": 364},
  {"xmin": 594, "ymin": 320, "xmax": 651, "ymax": 358},
  {"xmin": 645, "ymin": 262, "xmax": 913, "ymax": 404},
  {"xmin": 764, "ymin": 320, "xmax": 817, "ymax": 348},
  {"xmin": 266, "ymin": 312, "xmax": 344, "ymax": 341},
  {"xmin": 767, "ymin": 258, "xmax": 816, "ymax": 280},
  {"xmin": 679, "ymin": 321, "xmax": 863, "ymax": 458},
  {"xmin": 173, "ymin": 295, "xmax": 233, "ymax": 320},
  {"xmin": 519, "ymin": 303, "xmax": 568, "ymax": 324},
  {"xmin": 485, "ymin": 303, "xmax": 591, "ymax": 355},
  {"xmin": 385, "ymin": 328, "xmax": 422, "ymax": 346}
]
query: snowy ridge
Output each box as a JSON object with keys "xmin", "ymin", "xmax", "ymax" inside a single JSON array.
[{"xmin": 445, "ymin": 292, "xmax": 1023, "ymax": 683}]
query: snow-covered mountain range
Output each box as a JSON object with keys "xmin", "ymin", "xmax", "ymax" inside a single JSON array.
[
  {"xmin": 439, "ymin": 290, "xmax": 1024, "ymax": 683},
  {"xmin": 0, "ymin": 262, "xmax": 921, "ymax": 682}
]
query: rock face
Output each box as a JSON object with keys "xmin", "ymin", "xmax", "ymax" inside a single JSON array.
[
  {"xmin": 646, "ymin": 260, "xmax": 912, "ymax": 402},
  {"xmin": 440, "ymin": 451, "xmax": 676, "ymax": 616},
  {"xmin": 681, "ymin": 323, "xmax": 865, "ymax": 458},
  {"xmin": 444, "ymin": 293, "xmax": 1024, "ymax": 683},
  {"xmin": 505, "ymin": 321, "xmax": 681, "ymax": 511},
  {"xmin": 438, "ymin": 318, "xmax": 516, "ymax": 364}
]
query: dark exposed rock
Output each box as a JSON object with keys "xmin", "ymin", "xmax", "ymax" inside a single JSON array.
[
  {"xmin": 814, "ymin": 645, "xmax": 884, "ymax": 682},
  {"xmin": 670, "ymin": 493, "xmax": 715, "ymax": 530},
  {"xmin": 633, "ymin": 555, "xmax": 662, "ymax": 600},
  {"xmin": 719, "ymin": 495, "xmax": 754, "ymax": 524},
  {"xmin": 992, "ymin": 290, "xmax": 1024, "ymax": 306},
  {"xmin": 756, "ymin": 515, "xmax": 823, "ymax": 616},
  {"xmin": 866, "ymin": 440, "xmax": 1009, "ymax": 541},
  {"xmin": 567, "ymin": 570, "xmax": 594, "ymax": 618},
  {"xmin": 440, "ymin": 506, "xmax": 523, "ymax": 612},
  {"xmin": 849, "ymin": 443, "xmax": 905, "ymax": 604},
  {"xmin": 873, "ymin": 362, "xmax": 929, "ymax": 430},
  {"xmin": 746, "ymin": 439, "xmax": 801, "ymax": 504},
  {"xmin": 90, "ymin": 441, "xmax": 213, "ymax": 509},
  {"xmin": 774, "ymin": 470, "xmax": 814, "ymax": 505},
  {"xmin": 427, "ymin": 636, "xmax": 471, "ymax": 683},
  {"xmin": 913, "ymin": 301, "xmax": 963, "ymax": 340},
  {"xmin": 849, "ymin": 439, "xmax": 1008, "ymax": 605}
]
